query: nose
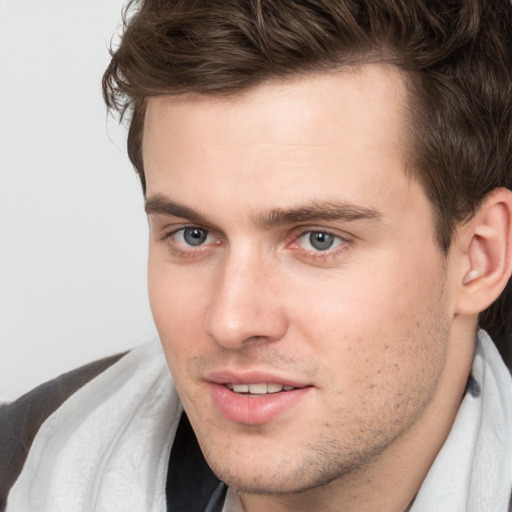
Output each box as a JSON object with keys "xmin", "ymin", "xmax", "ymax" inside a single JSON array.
[{"xmin": 205, "ymin": 250, "xmax": 288, "ymax": 349}]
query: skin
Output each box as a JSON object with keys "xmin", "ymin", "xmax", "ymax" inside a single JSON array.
[{"xmin": 143, "ymin": 64, "xmax": 476, "ymax": 512}]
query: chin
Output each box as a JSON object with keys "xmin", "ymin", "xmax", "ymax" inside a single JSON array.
[{"xmin": 200, "ymin": 439, "xmax": 367, "ymax": 496}]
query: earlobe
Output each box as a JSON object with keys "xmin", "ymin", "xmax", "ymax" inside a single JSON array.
[{"xmin": 456, "ymin": 188, "xmax": 512, "ymax": 315}]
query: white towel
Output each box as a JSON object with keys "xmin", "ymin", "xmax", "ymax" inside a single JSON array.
[{"xmin": 7, "ymin": 339, "xmax": 181, "ymax": 512}]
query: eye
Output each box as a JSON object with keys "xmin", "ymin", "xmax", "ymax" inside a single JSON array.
[
  {"xmin": 297, "ymin": 231, "xmax": 344, "ymax": 251},
  {"xmin": 174, "ymin": 227, "xmax": 211, "ymax": 247}
]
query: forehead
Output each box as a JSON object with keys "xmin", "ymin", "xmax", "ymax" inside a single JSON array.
[
  {"xmin": 143, "ymin": 64, "xmax": 407, "ymax": 155},
  {"xmin": 142, "ymin": 64, "xmax": 427, "ymax": 231}
]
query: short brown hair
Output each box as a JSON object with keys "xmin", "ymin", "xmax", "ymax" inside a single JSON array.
[{"xmin": 103, "ymin": 0, "xmax": 512, "ymax": 363}]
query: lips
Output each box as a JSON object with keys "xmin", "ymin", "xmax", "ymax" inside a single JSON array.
[{"xmin": 206, "ymin": 370, "xmax": 312, "ymax": 424}]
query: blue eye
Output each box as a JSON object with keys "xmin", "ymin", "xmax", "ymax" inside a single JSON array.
[
  {"xmin": 298, "ymin": 231, "xmax": 343, "ymax": 251},
  {"xmin": 178, "ymin": 227, "xmax": 210, "ymax": 247}
]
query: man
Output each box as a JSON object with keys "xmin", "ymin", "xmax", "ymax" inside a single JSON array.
[{"xmin": 2, "ymin": 0, "xmax": 512, "ymax": 511}]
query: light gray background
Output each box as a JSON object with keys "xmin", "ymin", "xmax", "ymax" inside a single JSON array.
[{"xmin": 0, "ymin": 0, "xmax": 158, "ymax": 401}]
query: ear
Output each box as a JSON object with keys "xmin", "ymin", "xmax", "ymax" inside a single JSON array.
[{"xmin": 455, "ymin": 188, "xmax": 512, "ymax": 315}]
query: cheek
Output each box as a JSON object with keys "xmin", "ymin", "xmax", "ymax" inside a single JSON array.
[
  {"xmin": 295, "ymin": 276, "xmax": 449, "ymax": 437},
  {"xmin": 290, "ymin": 251, "xmax": 448, "ymax": 383},
  {"xmin": 148, "ymin": 258, "xmax": 210, "ymax": 365}
]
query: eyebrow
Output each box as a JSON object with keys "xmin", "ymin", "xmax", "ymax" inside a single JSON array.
[
  {"xmin": 145, "ymin": 194, "xmax": 206, "ymax": 223},
  {"xmin": 258, "ymin": 201, "xmax": 381, "ymax": 227},
  {"xmin": 145, "ymin": 194, "xmax": 381, "ymax": 227}
]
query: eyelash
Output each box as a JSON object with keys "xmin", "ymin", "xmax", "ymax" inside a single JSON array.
[{"xmin": 160, "ymin": 226, "xmax": 351, "ymax": 262}]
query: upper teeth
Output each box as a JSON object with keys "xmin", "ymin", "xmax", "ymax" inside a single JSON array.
[{"xmin": 227, "ymin": 383, "xmax": 295, "ymax": 394}]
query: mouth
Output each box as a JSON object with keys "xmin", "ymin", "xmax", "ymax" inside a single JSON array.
[
  {"xmin": 224, "ymin": 382, "xmax": 297, "ymax": 395},
  {"xmin": 207, "ymin": 374, "xmax": 312, "ymax": 424}
]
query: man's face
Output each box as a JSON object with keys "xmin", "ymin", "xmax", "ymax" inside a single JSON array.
[{"xmin": 144, "ymin": 65, "xmax": 462, "ymax": 494}]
